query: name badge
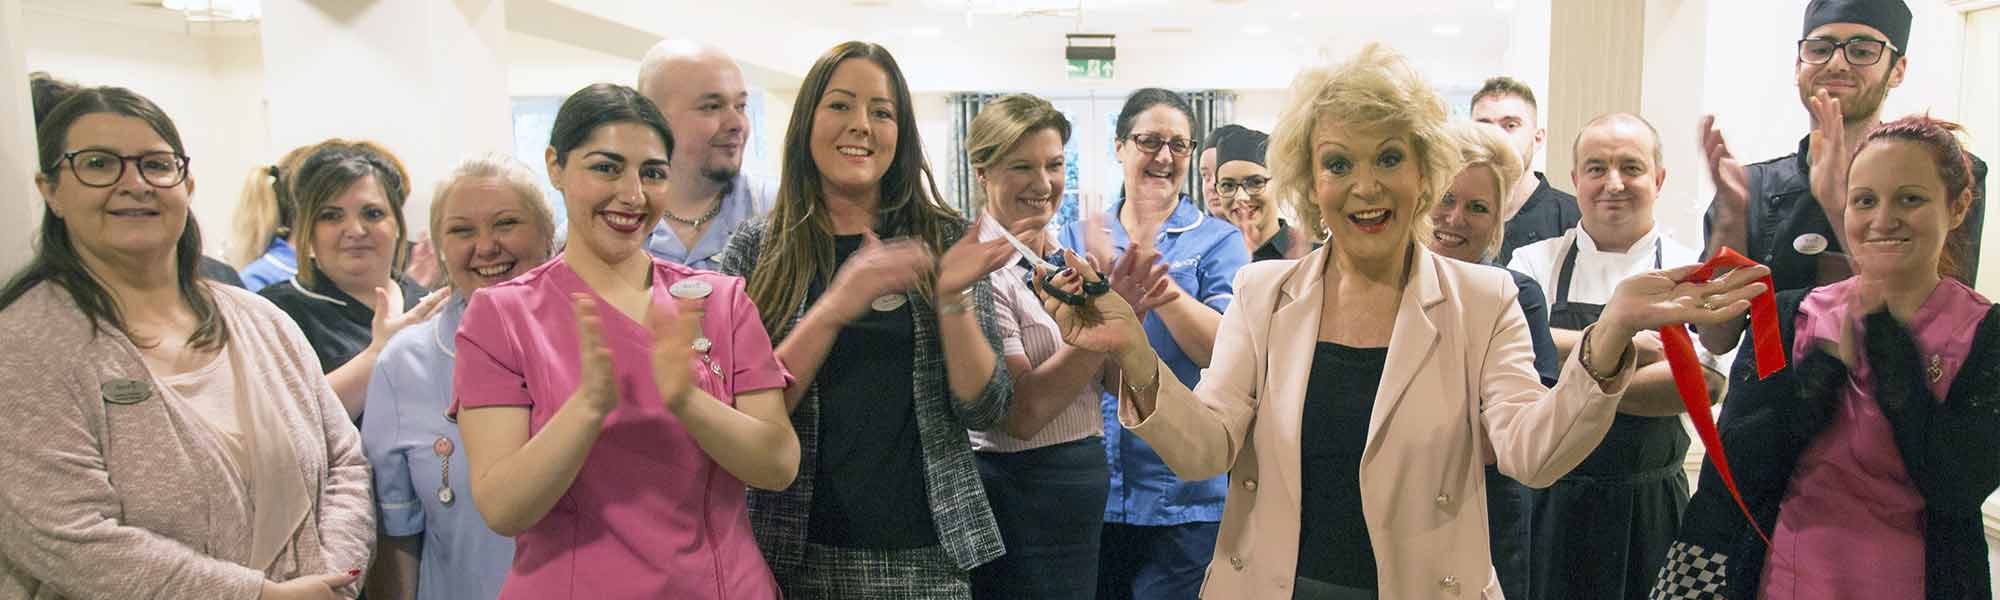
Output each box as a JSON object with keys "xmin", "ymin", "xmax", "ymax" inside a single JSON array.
[{"xmin": 101, "ymin": 379, "xmax": 152, "ymax": 405}]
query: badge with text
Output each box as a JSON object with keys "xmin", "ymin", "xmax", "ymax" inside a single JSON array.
[
  {"xmin": 670, "ymin": 279, "xmax": 714, "ymax": 300},
  {"xmin": 101, "ymin": 379, "xmax": 152, "ymax": 405}
]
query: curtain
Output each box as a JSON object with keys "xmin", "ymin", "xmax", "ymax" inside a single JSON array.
[
  {"xmin": 945, "ymin": 90, "xmax": 1234, "ymax": 216},
  {"xmin": 947, "ymin": 92, "xmax": 1003, "ymax": 215}
]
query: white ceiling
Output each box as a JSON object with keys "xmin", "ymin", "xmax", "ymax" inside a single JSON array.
[
  {"xmin": 553, "ymin": 0, "xmax": 1520, "ymax": 91},
  {"xmin": 35, "ymin": 0, "xmax": 1523, "ymax": 92}
]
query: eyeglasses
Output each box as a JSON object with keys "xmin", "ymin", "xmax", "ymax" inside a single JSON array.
[
  {"xmin": 1126, "ymin": 133, "xmax": 1197, "ymax": 157},
  {"xmin": 1797, "ymin": 37, "xmax": 1896, "ymax": 66},
  {"xmin": 49, "ymin": 150, "xmax": 190, "ymax": 188},
  {"xmin": 1215, "ymin": 176, "xmax": 1269, "ymax": 197}
]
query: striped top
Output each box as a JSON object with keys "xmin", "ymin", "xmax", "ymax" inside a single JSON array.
[{"xmin": 969, "ymin": 215, "xmax": 1105, "ymax": 453}]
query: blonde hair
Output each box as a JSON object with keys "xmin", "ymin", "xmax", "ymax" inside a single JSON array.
[
  {"xmin": 1444, "ymin": 119, "xmax": 1523, "ymax": 262},
  {"xmin": 227, "ymin": 144, "xmax": 316, "ymax": 268},
  {"xmin": 965, "ymin": 93, "xmax": 1072, "ymax": 213},
  {"xmin": 1268, "ymin": 43, "xmax": 1461, "ymax": 248},
  {"xmin": 427, "ymin": 152, "xmax": 558, "ymax": 290}
]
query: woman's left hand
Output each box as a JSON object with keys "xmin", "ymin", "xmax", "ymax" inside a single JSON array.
[
  {"xmin": 648, "ymin": 297, "xmax": 706, "ymax": 411},
  {"xmin": 938, "ymin": 228, "xmax": 1016, "ymax": 298},
  {"xmin": 1598, "ymin": 263, "xmax": 1772, "ymax": 340},
  {"xmin": 1033, "ymin": 250, "xmax": 1148, "ymax": 357}
]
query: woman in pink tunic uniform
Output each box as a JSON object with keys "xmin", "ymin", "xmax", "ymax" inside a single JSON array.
[{"xmin": 452, "ymin": 83, "xmax": 800, "ymax": 600}]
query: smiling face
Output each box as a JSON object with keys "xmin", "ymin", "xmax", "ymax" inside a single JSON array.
[
  {"xmin": 37, "ymin": 113, "xmax": 194, "ymax": 266},
  {"xmin": 309, "ymin": 174, "xmax": 401, "ymax": 283},
  {"xmin": 439, "ymin": 177, "xmax": 553, "ymax": 292},
  {"xmin": 644, "ymin": 54, "xmax": 750, "ymax": 184},
  {"xmin": 809, "ymin": 58, "xmax": 899, "ymax": 200},
  {"xmin": 1571, "ymin": 118, "xmax": 1663, "ymax": 238},
  {"xmin": 1117, "ymin": 105, "xmax": 1193, "ymax": 204},
  {"xmin": 1428, "ymin": 165, "xmax": 1502, "ymax": 263},
  {"xmin": 1311, "ymin": 119, "xmax": 1425, "ymax": 266},
  {"xmin": 979, "ymin": 127, "xmax": 1066, "ymax": 242},
  {"xmin": 1844, "ymin": 139, "xmax": 1967, "ymax": 280},
  {"xmin": 1795, "ymin": 22, "xmax": 1905, "ymax": 124},
  {"xmin": 550, "ymin": 121, "xmax": 672, "ymax": 265},
  {"xmin": 1217, "ymin": 159, "xmax": 1274, "ymax": 232}
]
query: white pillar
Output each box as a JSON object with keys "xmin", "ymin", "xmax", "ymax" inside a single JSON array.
[
  {"xmin": 1, "ymin": 0, "xmax": 38, "ymax": 274},
  {"xmin": 259, "ymin": 0, "xmax": 512, "ymax": 230}
]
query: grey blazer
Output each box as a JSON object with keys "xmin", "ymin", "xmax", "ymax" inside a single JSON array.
[{"xmin": 720, "ymin": 216, "xmax": 1012, "ymax": 576}]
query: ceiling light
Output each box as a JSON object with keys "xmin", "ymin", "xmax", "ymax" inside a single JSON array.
[
  {"xmin": 160, "ymin": 0, "xmax": 260, "ymax": 22},
  {"xmin": 1431, "ymin": 24, "xmax": 1464, "ymax": 37},
  {"xmin": 1242, "ymin": 24, "xmax": 1272, "ymax": 36}
]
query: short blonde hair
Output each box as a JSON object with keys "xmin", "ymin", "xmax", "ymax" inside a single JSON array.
[
  {"xmin": 426, "ymin": 152, "xmax": 558, "ymax": 290},
  {"xmin": 1269, "ymin": 43, "xmax": 1461, "ymax": 247},
  {"xmin": 1444, "ymin": 120, "xmax": 1523, "ymax": 262},
  {"xmin": 965, "ymin": 93, "xmax": 1072, "ymax": 213}
]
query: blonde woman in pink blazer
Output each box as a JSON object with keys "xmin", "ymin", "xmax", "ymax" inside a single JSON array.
[{"xmin": 1027, "ymin": 44, "xmax": 1771, "ymax": 599}]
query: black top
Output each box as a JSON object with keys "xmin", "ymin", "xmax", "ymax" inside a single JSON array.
[
  {"xmin": 1297, "ymin": 342, "xmax": 1388, "ymax": 589},
  {"xmin": 1497, "ymin": 173, "xmax": 1582, "ymax": 267},
  {"xmin": 1252, "ymin": 219, "xmax": 1309, "ymax": 262},
  {"xmin": 805, "ymin": 233, "xmax": 936, "ymax": 549},
  {"xmin": 196, "ymin": 256, "xmax": 245, "ymax": 288},
  {"xmin": 1669, "ymin": 292, "xmax": 2000, "ymax": 598},
  {"xmin": 1498, "ymin": 265, "xmax": 1561, "ymax": 386},
  {"xmin": 258, "ymin": 266, "xmax": 428, "ymax": 374},
  {"xmin": 1712, "ymin": 136, "xmax": 1987, "ymax": 294}
]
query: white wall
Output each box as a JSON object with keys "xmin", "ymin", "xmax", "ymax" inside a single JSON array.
[
  {"xmin": 2, "ymin": 0, "xmax": 36, "ymax": 273},
  {"xmin": 22, "ymin": 6, "xmax": 267, "ymax": 259}
]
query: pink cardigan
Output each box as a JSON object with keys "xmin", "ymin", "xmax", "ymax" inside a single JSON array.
[{"xmin": 0, "ymin": 283, "xmax": 375, "ymax": 599}]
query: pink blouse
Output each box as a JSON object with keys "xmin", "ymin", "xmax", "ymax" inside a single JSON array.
[
  {"xmin": 453, "ymin": 258, "xmax": 790, "ymax": 600},
  {"xmin": 1760, "ymin": 278, "xmax": 1990, "ymax": 599}
]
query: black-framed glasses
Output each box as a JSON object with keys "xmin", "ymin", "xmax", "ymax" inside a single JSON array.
[
  {"xmin": 1798, "ymin": 37, "xmax": 1896, "ymax": 66},
  {"xmin": 50, "ymin": 150, "xmax": 190, "ymax": 188},
  {"xmin": 1216, "ymin": 176, "xmax": 1270, "ymax": 197},
  {"xmin": 1126, "ymin": 133, "xmax": 1197, "ymax": 157}
]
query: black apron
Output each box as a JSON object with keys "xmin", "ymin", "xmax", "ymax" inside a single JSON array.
[{"xmin": 1526, "ymin": 236, "xmax": 1690, "ymax": 600}]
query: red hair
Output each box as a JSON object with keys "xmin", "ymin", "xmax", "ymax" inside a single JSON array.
[{"xmin": 1849, "ymin": 115, "xmax": 1979, "ymax": 278}]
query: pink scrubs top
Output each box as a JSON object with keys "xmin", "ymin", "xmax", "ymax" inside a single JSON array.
[
  {"xmin": 452, "ymin": 258, "xmax": 790, "ymax": 600},
  {"xmin": 1760, "ymin": 278, "xmax": 1990, "ymax": 599}
]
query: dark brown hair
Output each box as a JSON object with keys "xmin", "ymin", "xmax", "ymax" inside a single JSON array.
[
  {"xmin": 287, "ymin": 140, "xmax": 413, "ymax": 286},
  {"xmin": 1471, "ymin": 76, "xmax": 1539, "ymax": 114},
  {"xmin": 1, "ymin": 86, "xmax": 229, "ymax": 350},
  {"xmin": 745, "ymin": 41, "xmax": 960, "ymax": 338}
]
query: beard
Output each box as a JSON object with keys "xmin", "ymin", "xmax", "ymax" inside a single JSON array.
[
  {"xmin": 700, "ymin": 163, "xmax": 740, "ymax": 185},
  {"xmin": 1801, "ymin": 66, "xmax": 1892, "ymax": 125}
]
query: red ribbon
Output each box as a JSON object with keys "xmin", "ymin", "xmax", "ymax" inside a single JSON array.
[{"xmin": 1661, "ymin": 247, "xmax": 1783, "ymax": 546}]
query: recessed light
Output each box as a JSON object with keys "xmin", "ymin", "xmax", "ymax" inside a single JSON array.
[
  {"xmin": 1242, "ymin": 24, "xmax": 1272, "ymax": 36},
  {"xmin": 1151, "ymin": 25, "xmax": 1195, "ymax": 34},
  {"xmin": 1431, "ymin": 24, "xmax": 1463, "ymax": 37}
]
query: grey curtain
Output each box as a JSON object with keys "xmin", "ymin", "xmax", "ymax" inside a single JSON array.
[
  {"xmin": 947, "ymin": 92, "xmax": 1003, "ymax": 215},
  {"xmin": 944, "ymin": 90, "xmax": 1234, "ymax": 215}
]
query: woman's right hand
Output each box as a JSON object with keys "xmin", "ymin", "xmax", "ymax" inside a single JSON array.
[
  {"xmin": 823, "ymin": 231, "xmax": 935, "ymax": 321},
  {"xmin": 1033, "ymin": 250, "xmax": 1149, "ymax": 359},
  {"xmin": 259, "ymin": 571, "xmax": 358, "ymax": 600},
  {"xmin": 571, "ymin": 295, "xmax": 619, "ymax": 418},
  {"xmin": 1598, "ymin": 263, "xmax": 1772, "ymax": 342},
  {"xmin": 371, "ymin": 287, "xmax": 449, "ymax": 348}
]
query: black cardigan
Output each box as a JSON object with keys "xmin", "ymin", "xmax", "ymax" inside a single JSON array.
[{"xmin": 1655, "ymin": 288, "xmax": 2000, "ymax": 599}]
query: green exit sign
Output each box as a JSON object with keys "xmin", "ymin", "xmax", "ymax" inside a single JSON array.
[{"xmin": 1066, "ymin": 58, "xmax": 1115, "ymax": 80}]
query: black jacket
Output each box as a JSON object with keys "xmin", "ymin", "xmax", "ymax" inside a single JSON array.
[
  {"xmin": 1655, "ymin": 289, "xmax": 2000, "ymax": 599},
  {"xmin": 1707, "ymin": 137, "xmax": 1988, "ymax": 295}
]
